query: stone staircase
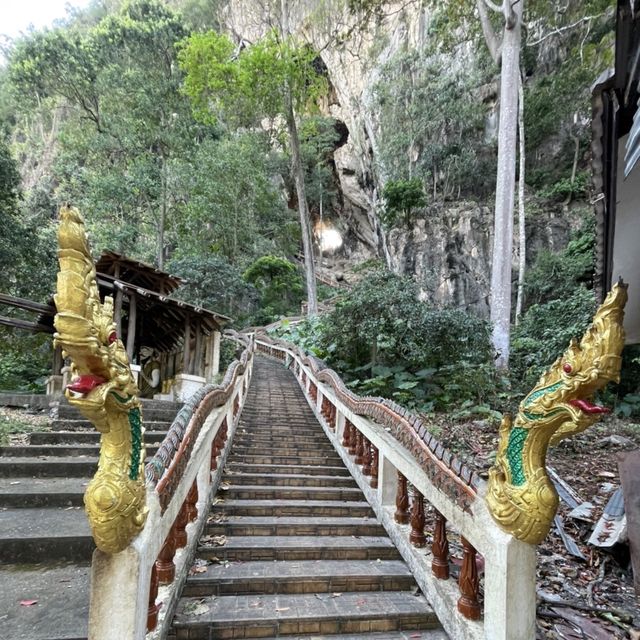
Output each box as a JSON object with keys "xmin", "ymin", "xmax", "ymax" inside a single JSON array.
[
  {"xmin": 0, "ymin": 397, "xmax": 181, "ymax": 640},
  {"xmin": 170, "ymin": 358, "xmax": 448, "ymax": 640}
]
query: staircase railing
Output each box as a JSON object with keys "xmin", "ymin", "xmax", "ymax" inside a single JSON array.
[
  {"xmin": 88, "ymin": 331, "xmax": 255, "ymax": 640},
  {"xmin": 256, "ymin": 334, "xmax": 537, "ymax": 640}
]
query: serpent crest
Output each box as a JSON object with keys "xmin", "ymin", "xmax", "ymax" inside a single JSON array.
[
  {"xmin": 486, "ymin": 282, "xmax": 627, "ymax": 544},
  {"xmin": 54, "ymin": 206, "xmax": 147, "ymax": 553}
]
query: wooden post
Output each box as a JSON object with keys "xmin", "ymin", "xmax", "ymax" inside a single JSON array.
[
  {"xmin": 193, "ymin": 319, "xmax": 204, "ymax": 376},
  {"xmin": 114, "ymin": 289, "xmax": 124, "ymax": 338},
  {"xmin": 126, "ymin": 292, "xmax": 137, "ymax": 361},
  {"xmin": 174, "ymin": 502, "xmax": 189, "ymax": 549},
  {"xmin": 409, "ymin": 488, "xmax": 426, "ymax": 547},
  {"xmin": 432, "ymin": 510, "xmax": 450, "ymax": 579},
  {"xmin": 348, "ymin": 422, "xmax": 358, "ymax": 456},
  {"xmin": 458, "ymin": 537, "xmax": 482, "ymax": 620},
  {"xmin": 182, "ymin": 313, "xmax": 191, "ymax": 375},
  {"xmin": 394, "ymin": 471, "xmax": 409, "ymax": 524}
]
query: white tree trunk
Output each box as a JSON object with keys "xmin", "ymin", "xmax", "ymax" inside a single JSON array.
[
  {"xmin": 515, "ymin": 73, "xmax": 526, "ymax": 325},
  {"xmin": 489, "ymin": 0, "xmax": 523, "ymax": 369}
]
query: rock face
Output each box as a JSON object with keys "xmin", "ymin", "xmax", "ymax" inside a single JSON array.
[{"xmin": 220, "ymin": 0, "xmax": 587, "ymax": 309}]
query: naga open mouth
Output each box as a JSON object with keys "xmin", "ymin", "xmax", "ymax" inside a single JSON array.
[
  {"xmin": 568, "ymin": 398, "xmax": 610, "ymax": 415},
  {"xmin": 67, "ymin": 374, "xmax": 107, "ymax": 397}
]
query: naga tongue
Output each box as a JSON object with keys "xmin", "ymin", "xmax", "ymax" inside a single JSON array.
[
  {"xmin": 67, "ymin": 375, "xmax": 106, "ymax": 395},
  {"xmin": 569, "ymin": 398, "xmax": 611, "ymax": 415}
]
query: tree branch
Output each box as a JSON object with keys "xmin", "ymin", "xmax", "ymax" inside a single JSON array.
[
  {"xmin": 526, "ymin": 14, "xmax": 604, "ymax": 47},
  {"xmin": 482, "ymin": 0, "xmax": 504, "ymax": 13},
  {"xmin": 477, "ymin": 0, "xmax": 502, "ymax": 64}
]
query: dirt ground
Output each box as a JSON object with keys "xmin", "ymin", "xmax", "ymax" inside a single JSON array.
[{"xmin": 435, "ymin": 413, "xmax": 640, "ymax": 639}]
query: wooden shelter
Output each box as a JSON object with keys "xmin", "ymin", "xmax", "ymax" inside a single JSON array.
[
  {"xmin": 592, "ymin": 0, "xmax": 640, "ymax": 343},
  {"xmin": 0, "ymin": 252, "xmax": 231, "ymax": 399}
]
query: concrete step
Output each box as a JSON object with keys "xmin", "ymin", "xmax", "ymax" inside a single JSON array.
[
  {"xmin": 250, "ymin": 632, "xmax": 449, "ymax": 640},
  {"xmin": 234, "ymin": 433, "xmax": 330, "ymax": 445},
  {"xmin": 215, "ymin": 499, "xmax": 374, "ymax": 518},
  {"xmin": 231, "ymin": 443, "xmax": 337, "ymax": 456},
  {"xmin": 227, "ymin": 454, "xmax": 343, "ymax": 466},
  {"xmin": 224, "ymin": 462, "xmax": 351, "ymax": 477},
  {"xmin": 204, "ymin": 516, "xmax": 386, "ymax": 537},
  {"xmin": 224, "ymin": 472, "xmax": 357, "ymax": 488},
  {"xmin": 195, "ymin": 535, "xmax": 400, "ymax": 562},
  {"xmin": 0, "ymin": 477, "xmax": 88, "ymax": 508},
  {"xmin": 0, "ymin": 562, "xmax": 90, "ymax": 640},
  {"xmin": 0, "ymin": 507, "xmax": 93, "ymax": 562},
  {"xmin": 29, "ymin": 430, "xmax": 168, "ymax": 445},
  {"xmin": 171, "ymin": 591, "xmax": 439, "ymax": 639},
  {"xmin": 0, "ymin": 457, "xmax": 97, "ymax": 478},
  {"xmin": 49, "ymin": 419, "xmax": 171, "ymax": 432},
  {"xmin": 0, "ymin": 444, "xmax": 160, "ymax": 458},
  {"xmin": 54, "ymin": 400, "xmax": 181, "ymax": 422},
  {"xmin": 182, "ymin": 559, "xmax": 415, "ymax": 596},
  {"xmin": 220, "ymin": 485, "xmax": 364, "ymax": 502}
]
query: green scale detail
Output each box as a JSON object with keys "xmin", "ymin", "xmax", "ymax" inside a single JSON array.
[
  {"xmin": 128, "ymin": 407, "xmax": 142, "ymax": 481},
  {"xmin": 506, "ymin": 427, "xmax": 528, "ymax": 486},
  {"xmin": 523, "ymin": 381, "xmax": 564, "ymax": 408}
]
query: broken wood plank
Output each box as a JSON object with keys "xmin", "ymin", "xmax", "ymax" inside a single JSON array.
[{"xmin": 588, "ymin": 487, "xmax": 627, "ymax": 549}]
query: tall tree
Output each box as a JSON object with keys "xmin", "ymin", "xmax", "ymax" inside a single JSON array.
[{"xmin": 179, "ymin": 12, "xmax": 326, "ymax": 316}]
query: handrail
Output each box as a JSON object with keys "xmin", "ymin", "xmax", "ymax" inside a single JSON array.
[
  {"xmin": 88, "ymin": 331, "xmax": 255, "ymax": 640},
  {"xmin": 255, "ymin": 334, "xmax": 537, "ymax": 640}
]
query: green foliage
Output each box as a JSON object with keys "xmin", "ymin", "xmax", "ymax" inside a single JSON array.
[
  {"xmin": 0, "ymin": 331, "xmax": 51, "ymax": 392},
  {"xmin": 243, "ymin": 256, "xmax": 304, "ymax": 321},
  {"xmin": 0, "ymin": 413, "xmax": 44, "ymax": 446},
  {"xmin": 524, "ymin": 220, "xmax": 594, "ymax": 308},
  {"xmin": 373, "ymin": 50, "xmax": 492, "ymax": 200},
  {"xmin": 381, "ymin": 178, "xmax": 426, "ymax": 228},
  {"xmin": 538, "ymin": 171, "xmax": 590, "ymax": 202},
  {"xmin": 166, "ymin": 254, "xmax": 258, "ymax": 321},
  {"xmin": 179, "ymin": 29, "xmax": 327, "ymax": 129},
  {"xmin": 511, "ymin": 286, "xmax": 596, "ymax": 386}
]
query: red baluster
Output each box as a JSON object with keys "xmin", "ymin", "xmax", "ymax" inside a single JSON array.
[
  {"xmin": 409, "ymin": 487, "xmax": 426, "ymax": 547},
  {"xmin": 362, "ymin": 436, "xmax": 372, "ymax": 476},
  {"xmin": 186, "ymin": 481, "xmax": 198, "ymax": 522},
  {"xmin": 147, "ymin": 564, "xmax": 160, "ymax": 632},
  {"xmin": 370, "ymin": 445, "xmax": 378, "ymax": 489},
  {"xmin": 432, "ymin": 510, "xmax": 450, "ymax": 579},
  {"xmin": 354, "ymin": 429, "xmax": 365, "ymax": 465},
  {"xmin": 155, "ymin": 526, "xmax": 176, "ymax": 584},
  {"xmin": 394, "ymin": 471, "xmax": 409, "ymax": 524},
  {"xmin": 210, "ymin": 431, "xmax": 220, "ymax": 471},
  {"xmin": 342, "ymin": 419, "xmax": 352, "ymax": 449},
  {"xmin": 174, "ymin": 501, "xmax": 189, "ymax": 549},
  {"xmin": 348, "ymin": 422, "xmax": 358, "ymax": 455},
  {"xmin": 457, "ymin": 537, "xmax": 481, "ymax": 620}
]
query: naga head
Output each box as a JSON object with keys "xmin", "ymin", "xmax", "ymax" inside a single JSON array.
[
  {"xmin": 487, "ymin": 283, "xmax": 627, "ymax": 544},
  {"xmin": 54, "ymin": 206, "xmax": 139, "ymax": 430},
  {"xmin": 517, "ymin": 282, "xmax": 627, "ymax": 442}
]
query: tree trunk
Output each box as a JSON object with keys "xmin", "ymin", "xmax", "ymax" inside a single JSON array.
[
  {"xmin": 489, "ymin": 0, "xmax": 523, "ymax": 369},
  {"xmin": 158, "ymin": 149, "xmax": 167, "ymax": 270},
  {"xmin": 515, "ymin": 73, "xmax": 526, "ymax": 325},
  {"xmin": 281, "ymin": 0, "xmax": 317, "ymax": 316}
]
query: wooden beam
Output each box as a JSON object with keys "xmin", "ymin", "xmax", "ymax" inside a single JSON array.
[
  {"xmin": 0, "ymin": 293, "xmax": 55, "ymax": 315},
  {"xmin": 0, "ymin": 315, "xmax": 55, "ymax": 333},
  {"xmin": 193, "ymin": 318, "xmax": 204, "ymax": 376}
]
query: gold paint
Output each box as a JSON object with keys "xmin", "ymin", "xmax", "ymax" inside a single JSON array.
[
  {"xmin": 54, "ymin": 206, "xmax": 147, "ymax": 553},
  {"xmin": 486, "ymin": 283, "xmax": 627, "ymax": 544}
]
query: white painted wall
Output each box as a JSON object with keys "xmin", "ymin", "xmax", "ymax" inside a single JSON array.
[{"xmin": 613, "ymin": 133, "xmax": 640, "ymax": 343}]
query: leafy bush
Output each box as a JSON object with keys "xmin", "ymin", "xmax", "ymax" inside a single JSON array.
[{"xmin": 511, "ymin": 286, "xmax": 596, "ymax": 387}]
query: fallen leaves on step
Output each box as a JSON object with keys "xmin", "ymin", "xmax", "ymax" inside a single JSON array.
[
  {"xmin": 200, "ymin": 534, "xmax": 227, "ymax": 547},
  {"xmin": 19, "ymin": 600, "xmax": 37, "ymax": 607},
  {"xmin": 275, "ymin": 607, "xmax": 290, "ymax": 612},
  {"xmin": 189, "ymin": 559, "xmax": 210, "ymax": 575},
  {"xmin": 207, "ymin": 513, "xmax": 228, "ymax": 524},
  {"xmin": 182, "ymin": 599, "xmax": 211, "ymax": 616}
]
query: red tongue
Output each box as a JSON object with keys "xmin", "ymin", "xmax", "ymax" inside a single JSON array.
[
  {"xmin": 67, "ymin": 375, "xmax": 106, "ymax": 394},
  {"xmin": 569, "ymin": 398, "xmax": 610, "ymax": 414}
]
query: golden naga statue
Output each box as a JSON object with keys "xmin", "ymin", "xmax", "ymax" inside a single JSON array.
[
  {"xmin": 486, "ymin": 282, "xmax": 627, "ymax": 544},
  {"xmin": 54, "ymin": 206, "xmax": 147, "ymax": 554}
]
